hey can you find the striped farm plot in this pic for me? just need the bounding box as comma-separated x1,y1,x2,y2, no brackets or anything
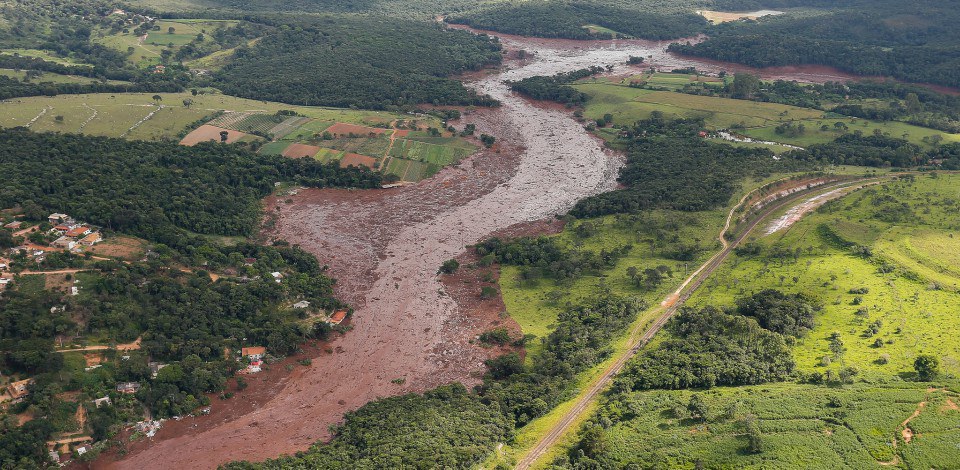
389,139,473,166
268,117,312,139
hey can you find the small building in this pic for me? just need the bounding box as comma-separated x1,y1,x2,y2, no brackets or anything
65,226,92,238
48,450,60,464
76,445,92,456
293,300,311,309
243,257,257,266
92,396,112,408
80,232,102,246
149,362,168,378
52,236,77,250
48,213,70,224
7,378,33,400
4,221,22,230
53,224,72,233
241,347,266,361
116,382,140,394
271,272,283,283
329,310,348,326
153,65,166,74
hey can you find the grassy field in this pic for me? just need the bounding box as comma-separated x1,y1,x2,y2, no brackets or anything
0,92,412,141
591,382,960,468
690,173,960,378
94,19,238,66
574,82,960,149
0,68,129,85
0,49,94,67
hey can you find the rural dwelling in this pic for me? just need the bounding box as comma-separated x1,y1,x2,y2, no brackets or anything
65,226,92,238
92,396,112,408
4,221,22,230
7,378,34,400
271,272,283,283
53,224,72,233
48,213,69,224
293,300,311,309
329,310,348,325
52,236,76,250
75,445,92,456
149,362,168,378
48,450,60,464
243,257,257,266
0,278,10,291
80,232,102,246
241,347,266,361
135,420,162,437
116,382,141,394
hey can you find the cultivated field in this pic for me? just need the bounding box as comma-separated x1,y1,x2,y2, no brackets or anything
180,124,251,145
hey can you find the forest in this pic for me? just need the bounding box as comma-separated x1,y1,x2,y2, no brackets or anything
669,0,960,88
507,67,603,106
0,129,380,248
448,1,705,40
211,16,502,109
570,115,810,218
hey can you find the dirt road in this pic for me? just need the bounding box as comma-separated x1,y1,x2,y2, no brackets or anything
514,178,875,470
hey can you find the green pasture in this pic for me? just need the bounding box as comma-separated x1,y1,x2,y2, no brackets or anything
0,92,409,140
690,173,960,377
593,382,960,469
0,68,128,85
94,19,238,66
0,49,93,67
575,82,960,148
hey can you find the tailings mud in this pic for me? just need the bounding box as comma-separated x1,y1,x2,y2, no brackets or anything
101,29,936,470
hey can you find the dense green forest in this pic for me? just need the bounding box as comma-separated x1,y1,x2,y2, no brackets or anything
225,384,512,469
211,16,501,109
0,129,380,247
507,67,603,106
570,115,810,217
670,0,960,88
448,1,706,40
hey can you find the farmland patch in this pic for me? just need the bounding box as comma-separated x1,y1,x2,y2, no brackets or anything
180,124,250,145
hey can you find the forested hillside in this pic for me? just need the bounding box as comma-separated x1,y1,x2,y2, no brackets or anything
670,0,960,88
212,16,501,109
448,1,706,40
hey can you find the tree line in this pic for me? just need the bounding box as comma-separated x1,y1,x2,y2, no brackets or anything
0,128,381,250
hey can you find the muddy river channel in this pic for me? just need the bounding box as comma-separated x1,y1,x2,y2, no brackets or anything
103,33,888,470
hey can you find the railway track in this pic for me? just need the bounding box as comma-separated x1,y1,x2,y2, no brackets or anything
514,176,878,469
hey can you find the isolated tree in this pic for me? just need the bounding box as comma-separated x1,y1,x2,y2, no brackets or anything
687,394,709,422
730,73,760,99
219,130,229,142
828,332,845,363
914,354,940,381
152,95,162,102
168,26,175,34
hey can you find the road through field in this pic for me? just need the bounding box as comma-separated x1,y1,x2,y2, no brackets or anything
514,178,878,469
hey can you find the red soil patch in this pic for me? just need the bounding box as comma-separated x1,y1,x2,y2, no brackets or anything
325,122,389,137
393,129,411,138
179,125,248,146
339,153,377,169
281,143,321,159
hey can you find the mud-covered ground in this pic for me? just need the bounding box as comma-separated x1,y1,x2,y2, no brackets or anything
102,32,896,470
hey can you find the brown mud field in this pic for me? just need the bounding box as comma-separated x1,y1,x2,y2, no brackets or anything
99,27,938,470
451,23,959,93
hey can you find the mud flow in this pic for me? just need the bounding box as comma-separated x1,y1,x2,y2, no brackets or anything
102,33,888,470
